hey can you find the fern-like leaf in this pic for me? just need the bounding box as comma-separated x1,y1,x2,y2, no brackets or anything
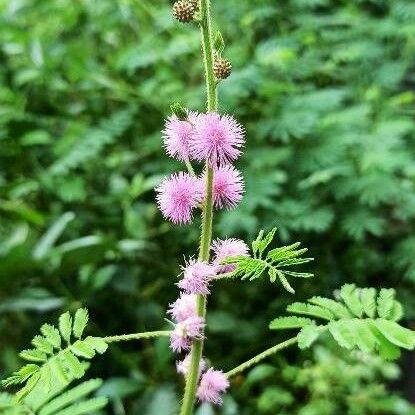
38,379,104,415
224,228,313,293
2,309,109,414
270,284,415,359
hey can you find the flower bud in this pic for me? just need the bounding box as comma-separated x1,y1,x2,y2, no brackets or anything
172,0,196,23
213,57,232,79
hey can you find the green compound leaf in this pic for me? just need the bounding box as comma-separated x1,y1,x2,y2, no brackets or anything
270,284,415,359
377,288,396,319
59,312,73,344
38,379,104,415
2,309,109,413
73,309,89,339
287,302,334,321
40,324,62,349
340,284,363,318
269,316,313,330
225,228,313,293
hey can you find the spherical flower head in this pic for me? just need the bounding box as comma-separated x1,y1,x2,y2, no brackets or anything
176,354,206,377
197,368,229,405
170,316,205,353
190,113,244,166
212,238,249,273
162,111,199,161
207,165,244,209
177,259,216,295
155,172,204,224
168,293,197,322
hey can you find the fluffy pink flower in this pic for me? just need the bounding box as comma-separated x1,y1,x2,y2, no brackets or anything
212,238,249,273
170,316,205,352
197,368,229,405
190,113,245,166
207,165,244,209
176,354,206,377
177,259,216,295
168,293,197,322
162,112,199,161
155,172,204,224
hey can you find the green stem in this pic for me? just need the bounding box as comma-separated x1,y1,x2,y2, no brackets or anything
184,158,196,176
226,337,298,378
180,0,217,414
103,331,171,343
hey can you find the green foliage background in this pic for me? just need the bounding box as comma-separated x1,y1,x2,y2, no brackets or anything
1,0,414,413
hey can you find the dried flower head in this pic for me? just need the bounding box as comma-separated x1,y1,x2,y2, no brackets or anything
212,238,249,273
197,368,229,405
190,113,245,166
155,172,204,224
177,259,216,295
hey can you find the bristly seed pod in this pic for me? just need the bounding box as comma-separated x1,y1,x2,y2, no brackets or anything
172,0,196,23
213,57,232,79
189,0,199,10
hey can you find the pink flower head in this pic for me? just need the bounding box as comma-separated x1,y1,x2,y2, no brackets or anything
207,165,244,209
168,293,197,322
197,368,229,405
177,259,216,295
170,316,205,352
155,172,204,224
212,238,249,273
162,111,199,161
176,354,206,377
190,113,245,166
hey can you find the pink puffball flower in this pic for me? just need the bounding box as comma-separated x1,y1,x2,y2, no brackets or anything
197,368,230,405
177,259,217,295
176,354,206,377
162,111,199,161
170,316,205,352
155,172,204,225
208,165,244,209
168,293,197,322
190,113,245,166
212,238,249,273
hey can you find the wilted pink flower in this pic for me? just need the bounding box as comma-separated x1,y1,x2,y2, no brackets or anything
155,172,204,224
197,368,229,405
206,165,244,209
212,238,249,273
162,112,199,161
176,353,206,377
170,316,205,352
190,113,244,166
177,259,216,295
168,293,197,322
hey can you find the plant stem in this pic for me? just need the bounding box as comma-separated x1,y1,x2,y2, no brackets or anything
103,331,171,343
180,0,217,413
226,337,298,378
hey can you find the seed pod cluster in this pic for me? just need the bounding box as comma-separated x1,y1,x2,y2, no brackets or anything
172,0,196,23
213,57,232,79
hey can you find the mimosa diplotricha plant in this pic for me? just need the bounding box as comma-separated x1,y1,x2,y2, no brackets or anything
1,1,414,414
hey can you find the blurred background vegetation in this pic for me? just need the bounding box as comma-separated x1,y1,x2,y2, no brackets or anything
1,0,415,413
